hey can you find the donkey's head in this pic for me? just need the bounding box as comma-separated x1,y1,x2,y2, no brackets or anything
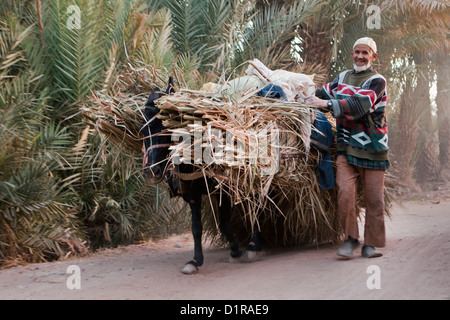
142,77,174,184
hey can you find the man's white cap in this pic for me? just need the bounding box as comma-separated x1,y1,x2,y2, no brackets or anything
353,37,377,54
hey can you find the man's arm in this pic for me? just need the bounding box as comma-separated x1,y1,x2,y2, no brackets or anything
305,76,340,109
305,95,329,108
307,76,386,119
331,77,386,120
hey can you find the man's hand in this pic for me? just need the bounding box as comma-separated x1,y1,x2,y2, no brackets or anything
305,96,329,108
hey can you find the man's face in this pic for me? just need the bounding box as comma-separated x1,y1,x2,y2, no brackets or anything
351,44,377,72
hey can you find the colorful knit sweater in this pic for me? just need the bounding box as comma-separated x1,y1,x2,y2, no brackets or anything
317,69,389,167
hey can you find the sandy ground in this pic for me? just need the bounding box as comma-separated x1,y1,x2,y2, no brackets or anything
0,198,449,301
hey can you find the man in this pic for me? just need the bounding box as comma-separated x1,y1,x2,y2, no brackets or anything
306,37,388,258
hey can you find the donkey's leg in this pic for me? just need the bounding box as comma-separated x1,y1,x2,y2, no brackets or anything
217,194,242,262
243,223,263,262
181,195,204,275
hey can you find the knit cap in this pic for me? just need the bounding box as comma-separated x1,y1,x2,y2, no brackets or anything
353,37,377,54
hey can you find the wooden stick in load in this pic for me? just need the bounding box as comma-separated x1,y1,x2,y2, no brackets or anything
248,61,271,83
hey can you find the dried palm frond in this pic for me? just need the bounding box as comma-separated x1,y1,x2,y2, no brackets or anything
152,89,342,246
82,91,146,154
81,63,171,155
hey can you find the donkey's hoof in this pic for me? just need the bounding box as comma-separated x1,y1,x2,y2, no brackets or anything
228,249,243,263
181,263,198,275
243,250,263,262
228,255,241,264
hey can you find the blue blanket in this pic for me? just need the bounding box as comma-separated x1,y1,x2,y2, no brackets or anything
257,84,287,101
258,85,335,190
310,111,335,190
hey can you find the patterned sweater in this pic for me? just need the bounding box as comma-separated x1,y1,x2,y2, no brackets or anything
317,69,389,169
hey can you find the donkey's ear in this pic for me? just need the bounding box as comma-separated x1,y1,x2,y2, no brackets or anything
145,87,164,107
166,77,175,95
144,104,159,117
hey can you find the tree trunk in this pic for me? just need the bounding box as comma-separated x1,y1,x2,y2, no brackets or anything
436,47,450,169
412,51,439,182
296,21,331,87
394,80,419,183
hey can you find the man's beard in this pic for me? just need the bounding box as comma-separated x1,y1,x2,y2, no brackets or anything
353,61,371,72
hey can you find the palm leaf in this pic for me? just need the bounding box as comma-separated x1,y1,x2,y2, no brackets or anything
234,0,322,70
42,0,105,110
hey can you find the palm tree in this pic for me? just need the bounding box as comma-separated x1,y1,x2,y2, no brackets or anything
383,2,450,184
146,0,323,85
0,0,184,265
299,0,449,185
435,44,450,169
234,0,322,69
0,14,86,265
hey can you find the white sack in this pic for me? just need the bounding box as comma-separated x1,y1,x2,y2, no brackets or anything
246,59,316,102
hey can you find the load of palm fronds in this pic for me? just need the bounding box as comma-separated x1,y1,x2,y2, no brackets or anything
82,68,342,246
152,88,341,246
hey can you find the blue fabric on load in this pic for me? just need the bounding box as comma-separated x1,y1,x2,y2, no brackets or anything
311,111,335,190
257,84,288,101
257,85,335,189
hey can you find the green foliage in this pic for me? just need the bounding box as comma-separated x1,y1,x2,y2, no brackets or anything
0,15,84,265
0,0,184,266
149,0,322,82
235,0,321,69
72,136,189,248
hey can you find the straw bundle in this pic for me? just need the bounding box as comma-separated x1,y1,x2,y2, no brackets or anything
156,88,314,169
82,91,146,153
82,64,170,154
153,89,341,246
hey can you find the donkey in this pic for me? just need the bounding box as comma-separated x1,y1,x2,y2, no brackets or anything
142,78,261,274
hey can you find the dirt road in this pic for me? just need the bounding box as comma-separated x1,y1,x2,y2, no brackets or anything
0,200,449,300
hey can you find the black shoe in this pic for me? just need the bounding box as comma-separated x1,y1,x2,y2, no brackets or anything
362,245,383,258
337,238,360,258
